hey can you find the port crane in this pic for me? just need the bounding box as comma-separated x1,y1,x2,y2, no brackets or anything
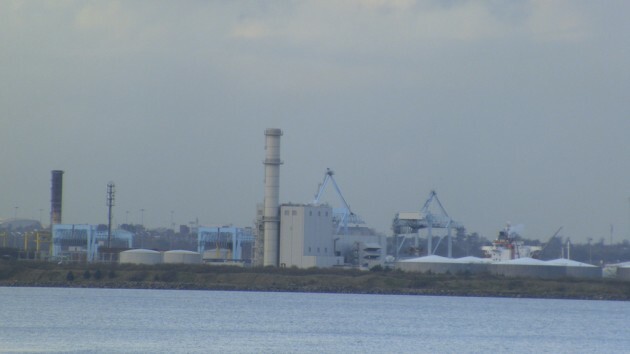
312,168,364,235
539,226,563,259
392,190,461,259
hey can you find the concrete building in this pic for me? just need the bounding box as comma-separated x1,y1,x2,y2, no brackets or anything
279,204,343,268
335,233,386,269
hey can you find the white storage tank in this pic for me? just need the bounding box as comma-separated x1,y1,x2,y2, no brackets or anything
163,250,202,264
119,249,162,265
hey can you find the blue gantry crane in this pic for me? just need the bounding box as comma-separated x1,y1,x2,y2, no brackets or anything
392,190,461,259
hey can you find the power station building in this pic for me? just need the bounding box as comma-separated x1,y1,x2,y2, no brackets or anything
279,204,343,268
256,128,385,269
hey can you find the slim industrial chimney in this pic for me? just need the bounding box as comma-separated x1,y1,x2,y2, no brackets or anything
263,128,282,267
50,170,64,226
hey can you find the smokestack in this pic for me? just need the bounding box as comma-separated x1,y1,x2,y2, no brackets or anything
50,170,64,226
263,128,282,267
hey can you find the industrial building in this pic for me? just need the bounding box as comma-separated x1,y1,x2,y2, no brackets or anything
335,232,385,269
395,256,602,279
52,224,133,262
255,129,385,269
279,204,343,268
52,223,255,264
396,255,491,275
197,226,254,263
603,261,630,280
256,202,383,269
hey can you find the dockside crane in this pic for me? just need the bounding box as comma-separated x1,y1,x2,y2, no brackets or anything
392,190,461,259
539,226,563,259
313,168,364,235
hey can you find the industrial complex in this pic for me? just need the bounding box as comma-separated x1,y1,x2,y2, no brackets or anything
1,128,629,282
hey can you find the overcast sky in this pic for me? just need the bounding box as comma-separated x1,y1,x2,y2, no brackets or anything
1,1,629,243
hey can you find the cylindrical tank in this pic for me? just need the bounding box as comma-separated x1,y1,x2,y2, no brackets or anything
263,128,282,267
119,249,162,265
163,250,202,264
50,170,64,226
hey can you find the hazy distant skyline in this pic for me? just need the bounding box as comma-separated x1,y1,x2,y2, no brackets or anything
1,1,629,243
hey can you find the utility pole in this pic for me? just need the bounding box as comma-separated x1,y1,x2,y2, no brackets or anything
139,209,145,249
107,182,115,248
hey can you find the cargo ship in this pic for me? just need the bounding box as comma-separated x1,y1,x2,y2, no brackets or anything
482,224,542,261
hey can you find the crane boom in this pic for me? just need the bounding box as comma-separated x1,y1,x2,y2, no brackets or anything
312,168,364,233
540,226,563,254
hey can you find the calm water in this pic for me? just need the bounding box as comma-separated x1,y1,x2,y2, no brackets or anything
0,287,628,353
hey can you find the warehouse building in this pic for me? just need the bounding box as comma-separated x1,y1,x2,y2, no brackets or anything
396,256,602,279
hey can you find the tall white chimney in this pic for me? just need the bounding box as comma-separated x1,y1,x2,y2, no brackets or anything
263,128,282,266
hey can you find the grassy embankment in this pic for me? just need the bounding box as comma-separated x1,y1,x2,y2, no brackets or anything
1,260,629,300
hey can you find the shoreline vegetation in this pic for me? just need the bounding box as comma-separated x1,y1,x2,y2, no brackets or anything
1,261,629,301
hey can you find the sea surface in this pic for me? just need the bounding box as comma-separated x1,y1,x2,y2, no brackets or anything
0,287,628,353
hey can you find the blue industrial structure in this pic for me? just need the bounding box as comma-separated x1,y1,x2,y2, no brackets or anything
197,226,254,261
52,224,133,262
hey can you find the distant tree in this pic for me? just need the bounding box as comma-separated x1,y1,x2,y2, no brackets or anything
370,264,384,272
120,224,136,232
94,269,102,280
83,270,91,279
108,269,116,279
66,271,74,281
